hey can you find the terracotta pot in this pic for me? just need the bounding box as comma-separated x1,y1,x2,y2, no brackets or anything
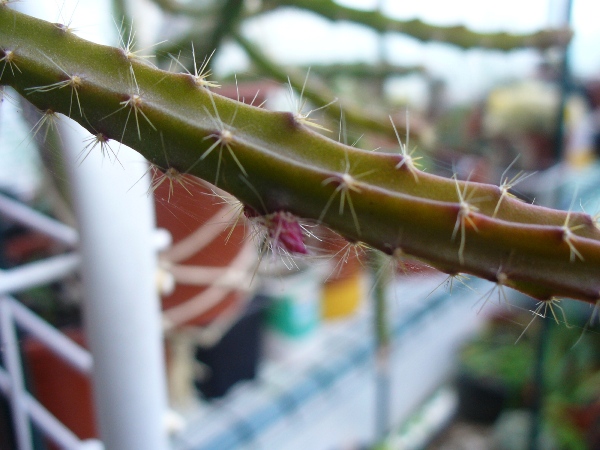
566,402,600,435
22,329,97,445
154,177,251,327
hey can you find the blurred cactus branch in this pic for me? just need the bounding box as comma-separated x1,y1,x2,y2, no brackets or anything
205,0,245,63
220,62,428,85
3,7,600,305
153,0,245,69
149,0,220,16
300,62,426,81
234,32,416,140
260,0,572,51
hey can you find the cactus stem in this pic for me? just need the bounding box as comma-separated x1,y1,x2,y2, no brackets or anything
3,7,600,304
121,92,155,139
53,20,75,34
578,200,600,232
390,114,421,183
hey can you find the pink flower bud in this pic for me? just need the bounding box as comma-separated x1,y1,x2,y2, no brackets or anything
270,212,308,255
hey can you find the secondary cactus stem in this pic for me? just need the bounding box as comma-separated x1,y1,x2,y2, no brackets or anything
2,7,600,305
260,0,572,51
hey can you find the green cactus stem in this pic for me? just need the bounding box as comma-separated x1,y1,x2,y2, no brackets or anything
219,62,425,85
234,32,411,139
1,7,599,305
260,0,572,51
299,62,426,81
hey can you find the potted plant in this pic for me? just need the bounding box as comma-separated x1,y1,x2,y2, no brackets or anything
456,312,535,423
456,307,600,448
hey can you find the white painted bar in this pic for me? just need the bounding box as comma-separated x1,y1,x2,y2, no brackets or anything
0,193,79,246
0,253,81,295
0,366,102,450
0,296,33,450
63,122,170,450
7,296,93,373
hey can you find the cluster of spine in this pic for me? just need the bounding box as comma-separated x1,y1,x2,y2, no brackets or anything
1,7,599,305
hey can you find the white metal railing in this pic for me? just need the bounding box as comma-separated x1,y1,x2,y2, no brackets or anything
4,2,172,447
0,192,103,449
0,253,81,296
0,295,102,450
0,187,176,449
0,194,78,246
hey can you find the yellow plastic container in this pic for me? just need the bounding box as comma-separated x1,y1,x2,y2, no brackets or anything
321,270,364,319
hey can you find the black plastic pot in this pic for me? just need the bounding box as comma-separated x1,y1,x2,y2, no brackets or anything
193,296,265,399
456,371,508,424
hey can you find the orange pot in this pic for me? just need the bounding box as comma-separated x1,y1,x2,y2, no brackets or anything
22,329,97,446
154,176,250,327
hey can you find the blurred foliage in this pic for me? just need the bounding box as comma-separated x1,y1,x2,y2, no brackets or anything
459,306,600,448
